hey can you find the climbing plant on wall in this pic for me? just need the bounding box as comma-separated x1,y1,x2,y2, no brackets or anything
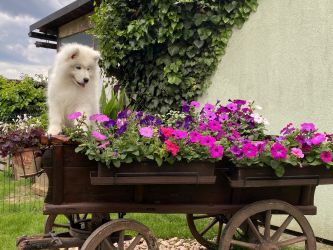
91,0,258,113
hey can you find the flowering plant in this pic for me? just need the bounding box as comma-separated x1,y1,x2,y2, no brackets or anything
65,99,267,168
0,115,44,157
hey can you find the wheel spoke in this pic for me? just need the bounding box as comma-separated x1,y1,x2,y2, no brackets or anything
118,230,124,250
277,236,307,247
264,210,272,240
230,239,258,249
216,221,223,244
127,234,143,250
271,215,293,242
247,218,264,243
103,237,117,250
200,218,218,236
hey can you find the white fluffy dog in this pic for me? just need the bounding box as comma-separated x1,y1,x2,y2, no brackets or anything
47,43,101,135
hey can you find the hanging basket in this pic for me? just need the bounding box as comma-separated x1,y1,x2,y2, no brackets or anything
12,147,43,180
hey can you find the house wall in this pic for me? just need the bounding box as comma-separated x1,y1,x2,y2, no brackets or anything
200,0,333,240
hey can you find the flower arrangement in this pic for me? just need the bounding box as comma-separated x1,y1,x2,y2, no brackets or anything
65,99,267,167
65,99,333,176
0,115,44,157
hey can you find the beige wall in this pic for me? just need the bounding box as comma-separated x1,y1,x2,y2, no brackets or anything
200,0,333,241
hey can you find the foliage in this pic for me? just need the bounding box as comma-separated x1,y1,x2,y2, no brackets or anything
100,82,130,120
0,115,45,157
90,0,258,113
65,99,266,167
0,75,47,121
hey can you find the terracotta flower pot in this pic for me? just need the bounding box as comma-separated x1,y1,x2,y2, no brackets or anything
12,147,42,180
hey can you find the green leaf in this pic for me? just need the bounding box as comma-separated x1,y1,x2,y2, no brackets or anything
193,40,204,49
168,45,180,56
112,160,121,168
155,157,163,167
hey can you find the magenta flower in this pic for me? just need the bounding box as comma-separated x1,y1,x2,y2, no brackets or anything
291,148,304,158
209,145,224,158
139,127,154,138
218,114,229,122
203,103,214,113
208,120,221,131
300,122,316,132
98,141,110,149
173,130,187,140
90,114,110,122
190,101,200,108
198,122,207,131
311,133,326,145
320,151,332,163
189,131,202,143
271,142,288,159
230,145,243,157
67,111,82,120
242,143,258,158
92,131,107,141
205,112,216,121
199,135,216,147
227,102,238,112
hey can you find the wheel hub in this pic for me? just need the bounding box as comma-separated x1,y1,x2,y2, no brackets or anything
256,242,279,250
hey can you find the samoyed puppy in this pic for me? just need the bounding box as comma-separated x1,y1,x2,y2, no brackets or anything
47,43,101,135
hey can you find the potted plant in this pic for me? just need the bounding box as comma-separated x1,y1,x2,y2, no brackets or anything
0,115,45,179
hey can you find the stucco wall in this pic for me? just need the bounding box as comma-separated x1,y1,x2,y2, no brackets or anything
200,0,333,240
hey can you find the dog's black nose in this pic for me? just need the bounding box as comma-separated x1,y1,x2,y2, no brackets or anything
83,78,89,83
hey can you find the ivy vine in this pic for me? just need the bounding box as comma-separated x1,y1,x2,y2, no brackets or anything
91,0,258,113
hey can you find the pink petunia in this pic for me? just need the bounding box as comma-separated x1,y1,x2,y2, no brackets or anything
291,148,304,158
203,103,215,113
311,133,326,145
208,120,221,131
270,142,288,159
209,145,224,158
98,141,110,149
173,130,187,140
67,112,82,120
300,122,316,132
90,114,110,122
199,135,216,147
139,127,154,138
190,101,200,108
227,102,238,112
92,131,107,141
320,151,332,163
165,140,180,156
189,131,202,143
218,114,229,122
242,143,258,158
205,112,216,121
160,127,174,138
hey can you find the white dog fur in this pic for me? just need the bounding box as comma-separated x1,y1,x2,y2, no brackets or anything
47,43,101,135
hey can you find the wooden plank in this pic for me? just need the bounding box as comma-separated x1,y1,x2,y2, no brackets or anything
43,202,317,215
52,145,64,204
90,172,216,185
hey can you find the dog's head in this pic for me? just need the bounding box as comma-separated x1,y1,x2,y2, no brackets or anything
58,43,100,88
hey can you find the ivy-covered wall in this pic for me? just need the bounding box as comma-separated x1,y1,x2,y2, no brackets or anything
91,0,258,113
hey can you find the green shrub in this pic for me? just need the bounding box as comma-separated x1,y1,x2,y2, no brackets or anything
0,75,46,121
91,0,258,113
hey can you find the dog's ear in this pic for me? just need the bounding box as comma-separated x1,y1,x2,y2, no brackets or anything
69,48,79,60
93,51,101,62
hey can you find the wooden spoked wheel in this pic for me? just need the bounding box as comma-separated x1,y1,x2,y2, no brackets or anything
44,214,89,234
187,214,229,249
219,200,316,250
81,219,159,250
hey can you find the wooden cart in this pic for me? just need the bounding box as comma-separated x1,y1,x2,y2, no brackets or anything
17,137,333,250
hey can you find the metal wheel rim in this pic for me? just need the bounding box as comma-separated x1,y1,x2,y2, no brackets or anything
81,219,159,250
219,199,316,250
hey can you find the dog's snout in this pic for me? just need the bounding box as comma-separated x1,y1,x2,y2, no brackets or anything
83,78,89,83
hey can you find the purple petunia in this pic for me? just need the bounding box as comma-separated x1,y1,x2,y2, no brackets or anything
92,131,107,141
116,124,127,135
226,102,238,112
270,142,288,159
311,133,326,145
190,101,200,108
182,102,191,113
104,119,116,128
300,122,316,132
230,145,243,157
67,111,82,120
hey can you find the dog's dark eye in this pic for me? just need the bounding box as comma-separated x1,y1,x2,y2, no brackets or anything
76,65,81,70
